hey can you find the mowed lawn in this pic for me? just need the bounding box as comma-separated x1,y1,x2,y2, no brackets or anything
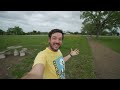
0,35,96,79
94,36,120,54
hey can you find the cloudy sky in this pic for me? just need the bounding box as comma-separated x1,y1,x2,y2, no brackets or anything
0,11,83,33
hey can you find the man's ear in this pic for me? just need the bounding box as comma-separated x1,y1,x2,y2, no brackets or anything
48,38,51,43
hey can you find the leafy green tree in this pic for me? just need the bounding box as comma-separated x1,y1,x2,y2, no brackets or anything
7,28,14,35
80,11,120,38
109,28,118,35
7,26,24,35
37,31,41,34
0,29,5,35
13,26,24,35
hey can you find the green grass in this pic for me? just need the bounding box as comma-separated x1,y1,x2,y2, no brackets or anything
10,49,39,78
0,35,48,51
94,36,120,54
0,35,96,79
62,35,96,79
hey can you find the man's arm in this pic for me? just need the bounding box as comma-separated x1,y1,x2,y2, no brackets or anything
64,48,79,62
21,63,44,79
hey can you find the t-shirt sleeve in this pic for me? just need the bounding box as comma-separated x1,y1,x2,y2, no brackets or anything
32,52,46,67
59,50,63,56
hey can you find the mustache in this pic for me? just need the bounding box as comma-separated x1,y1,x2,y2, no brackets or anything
53,43,60,45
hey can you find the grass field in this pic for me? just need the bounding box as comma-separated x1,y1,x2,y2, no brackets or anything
0,35,96,79
94,36,120,54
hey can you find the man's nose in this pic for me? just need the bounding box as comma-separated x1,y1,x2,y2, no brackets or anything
55,39,60,43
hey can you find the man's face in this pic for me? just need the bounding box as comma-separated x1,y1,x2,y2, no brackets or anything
49,32,63,52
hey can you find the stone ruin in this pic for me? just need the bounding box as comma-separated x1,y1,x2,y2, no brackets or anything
0,46,28,59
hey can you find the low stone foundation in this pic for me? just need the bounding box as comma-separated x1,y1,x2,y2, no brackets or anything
0,46,28,59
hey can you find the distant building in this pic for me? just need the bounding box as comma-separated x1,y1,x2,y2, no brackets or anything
65,32,71,34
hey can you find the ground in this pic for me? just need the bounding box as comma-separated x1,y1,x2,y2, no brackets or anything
0,37,120,79
0,54,24,79
87,36,120,79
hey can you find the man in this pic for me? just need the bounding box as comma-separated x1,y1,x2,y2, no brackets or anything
21,29,79,79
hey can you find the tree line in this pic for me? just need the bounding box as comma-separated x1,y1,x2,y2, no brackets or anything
0,26,48,35
0,26,80,35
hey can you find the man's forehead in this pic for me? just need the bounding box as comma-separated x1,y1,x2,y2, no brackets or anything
52,33,62,37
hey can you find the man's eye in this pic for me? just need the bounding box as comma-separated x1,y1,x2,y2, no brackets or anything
52,37,56,40
59,39,62,41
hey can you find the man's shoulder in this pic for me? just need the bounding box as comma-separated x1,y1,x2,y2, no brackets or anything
38,48,49,55
58,49,62,53
58,49,63,56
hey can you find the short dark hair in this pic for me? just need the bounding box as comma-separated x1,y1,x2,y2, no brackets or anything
48,29,64,40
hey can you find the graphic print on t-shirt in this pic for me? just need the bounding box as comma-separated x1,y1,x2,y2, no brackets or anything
53,56,65,79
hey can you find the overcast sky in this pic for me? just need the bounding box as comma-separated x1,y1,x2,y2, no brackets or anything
0,11,83,33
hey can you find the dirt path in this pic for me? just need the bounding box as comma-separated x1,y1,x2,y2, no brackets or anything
87,37,120,79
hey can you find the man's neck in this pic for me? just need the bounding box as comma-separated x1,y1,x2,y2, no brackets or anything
48,46,58,52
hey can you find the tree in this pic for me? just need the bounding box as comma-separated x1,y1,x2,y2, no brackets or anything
117,32,119,36
80,11,120,38
0,29,5,35
7,26,24,35
74,32,79,35
109,28,118,36
7,28,14,35
81,23,96,35
37,31,41,34
13,26,24,35
33,30,37,35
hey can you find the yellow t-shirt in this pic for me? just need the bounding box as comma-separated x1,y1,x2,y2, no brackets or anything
33,47,65,79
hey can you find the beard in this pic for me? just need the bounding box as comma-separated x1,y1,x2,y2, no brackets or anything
49,42,61,52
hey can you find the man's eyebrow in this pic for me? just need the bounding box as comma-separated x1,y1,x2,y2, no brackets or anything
52,36,56,38
52,35,62,39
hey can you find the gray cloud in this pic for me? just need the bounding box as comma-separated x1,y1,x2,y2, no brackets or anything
0,11,82,33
